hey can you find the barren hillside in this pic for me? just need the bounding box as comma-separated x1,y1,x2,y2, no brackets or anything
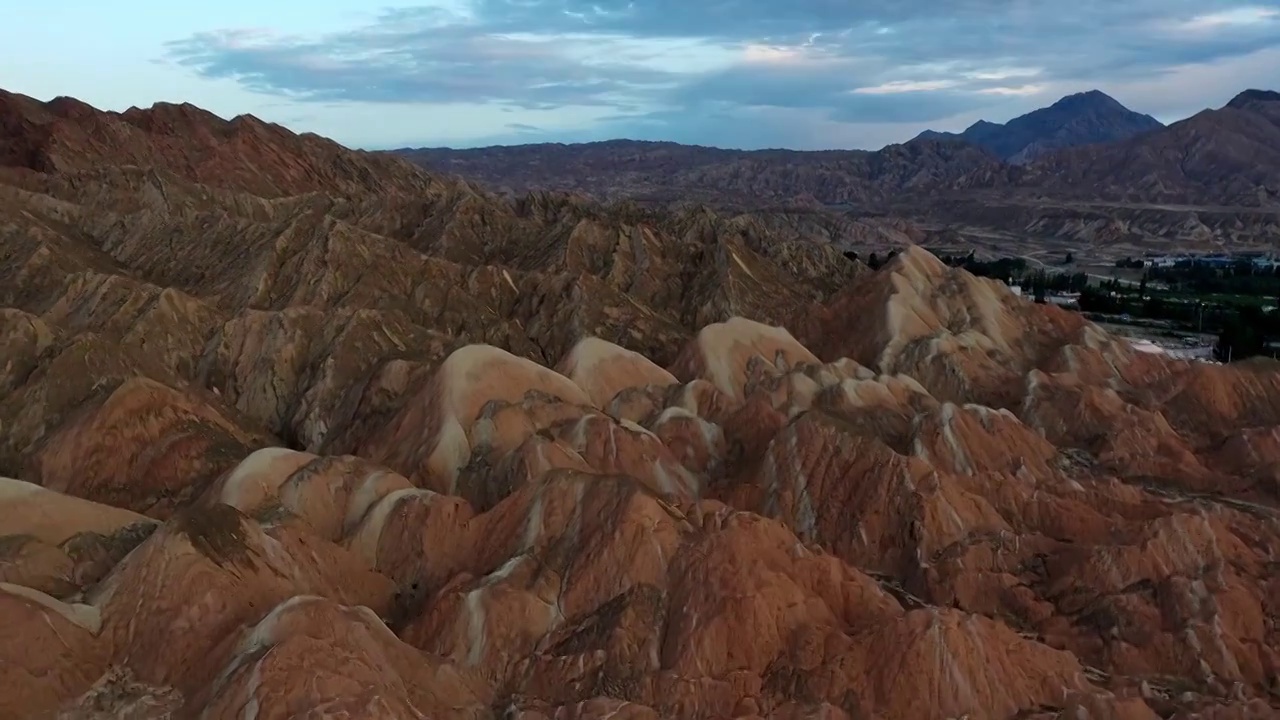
2,89,1279,720
398,90,1280,252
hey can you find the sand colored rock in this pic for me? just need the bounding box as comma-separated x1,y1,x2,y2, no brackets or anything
0,477,154,544
82,503,396,701
195,596,488,719
557,336,679,409
203,448,418,544
555,412,701,500
27,376,261,517
363,344,593,490
805,245,1102,410
670,317,820,403
0,583,108,718
0,478,157,597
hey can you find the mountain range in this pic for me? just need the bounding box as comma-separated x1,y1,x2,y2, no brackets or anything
396,88,1280,257
914,89,1164,164
2,86,1280,719
1021,89,1280,206
399,88,1280,210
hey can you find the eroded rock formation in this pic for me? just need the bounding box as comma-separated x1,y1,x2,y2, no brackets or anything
2,89,1279,719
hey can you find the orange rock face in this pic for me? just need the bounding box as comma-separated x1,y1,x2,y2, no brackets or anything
1,89,1279,719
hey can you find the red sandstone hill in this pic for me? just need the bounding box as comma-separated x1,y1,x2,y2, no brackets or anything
2,89,1280,719
0,89,444,198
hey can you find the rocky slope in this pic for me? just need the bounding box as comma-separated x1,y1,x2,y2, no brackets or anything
397,138,1006,208
1021,90,1280,206
916,90,1164,164
400,91,1280,210
398,90,1280,250
3,88,1280,720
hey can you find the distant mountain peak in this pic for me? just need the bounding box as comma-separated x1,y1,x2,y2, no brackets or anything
915,90,1162,163
1226,89,1280,109
1051,89,1124,111
1060,89,1108,100
965,119,1001,132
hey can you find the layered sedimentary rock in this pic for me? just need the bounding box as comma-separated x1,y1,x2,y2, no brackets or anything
2,89,1279,719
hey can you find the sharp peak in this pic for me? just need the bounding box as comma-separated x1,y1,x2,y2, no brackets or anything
954,118,1002,135
883,244,946,273
0,90,91,120
1049,89,1123,108
130,100,224,119
1063,89,1111,99
119,102,289,138
148,100,204,109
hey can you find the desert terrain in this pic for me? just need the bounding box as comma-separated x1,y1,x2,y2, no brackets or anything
2,89,1280,720
400,90,1280,266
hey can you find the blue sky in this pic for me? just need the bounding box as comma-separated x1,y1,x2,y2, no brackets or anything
2,1,1278,150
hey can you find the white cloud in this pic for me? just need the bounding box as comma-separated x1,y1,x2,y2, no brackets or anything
852,79,960,95
976,84,1046,96
738,43,837,66
964,67,1043,81
1087,45,1280,120
1167,7,1279,33
139,0,1280,148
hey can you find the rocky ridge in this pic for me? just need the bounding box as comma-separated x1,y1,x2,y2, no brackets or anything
397,138,1006,209
916,90,1164,164
399,90,1280,252
401,90,1280,209
2,89,1280,720
1020,90,1280,206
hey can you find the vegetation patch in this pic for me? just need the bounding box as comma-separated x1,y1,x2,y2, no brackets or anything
171,503,258,570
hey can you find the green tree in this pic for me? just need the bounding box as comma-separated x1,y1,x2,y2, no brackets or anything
1216,306,1268,362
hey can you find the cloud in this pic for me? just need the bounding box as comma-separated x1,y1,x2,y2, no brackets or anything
167,25,680,109
976,85,1047,97
1087,45,1280,120
853,80,962,95
164,0,1280,149
1168,6,1279,32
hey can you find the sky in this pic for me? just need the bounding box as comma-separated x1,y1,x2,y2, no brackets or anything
2,1,1278,151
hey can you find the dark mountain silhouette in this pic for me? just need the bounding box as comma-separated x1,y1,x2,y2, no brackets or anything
397,89,1280,210
1022,88,1280,205
398,137,1005,208
1226,88,1280,109
916,90,1164,163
